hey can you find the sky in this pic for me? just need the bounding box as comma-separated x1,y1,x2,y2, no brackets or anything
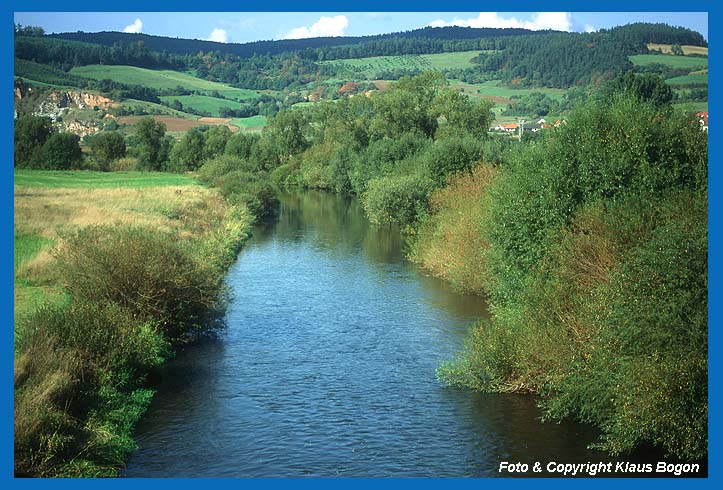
13,12,708,44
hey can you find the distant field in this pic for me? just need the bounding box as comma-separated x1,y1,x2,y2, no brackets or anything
665,73,708,86
451,80,567,102
159,94,249,117
673,101,708,112
629,54,708,70
321,51,489,77
120,99,197,119
14,170,196,188
117,115,238,133
647,43,708,56
231,115,267,131
69,65,261,100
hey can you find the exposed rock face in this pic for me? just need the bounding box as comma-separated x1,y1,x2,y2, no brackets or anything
46,91,113,110
15,83,115,137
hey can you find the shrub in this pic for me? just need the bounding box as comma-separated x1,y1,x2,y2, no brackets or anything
15,301,169,477
362,173,434,226
215,171,279,220
89,131,126,163
54,226,224,340
410,164,497,294
14,116,53,168
197,154,248,186
37,133,83,170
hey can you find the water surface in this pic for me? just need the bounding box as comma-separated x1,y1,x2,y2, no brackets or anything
125,191,627,477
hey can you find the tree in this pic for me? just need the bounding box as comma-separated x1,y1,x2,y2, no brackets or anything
134,117,166,170
607,71,673,107
167,128,206,172
90,131,126,163
39,133,82,170
14,116,53,168
204,126,232,159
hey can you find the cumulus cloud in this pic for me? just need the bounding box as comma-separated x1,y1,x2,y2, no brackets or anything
428,12,572,32
284,15,348,39
123,18,143,34
584,24,597,33
208,28,229,43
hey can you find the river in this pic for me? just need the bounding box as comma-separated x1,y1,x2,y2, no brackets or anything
124,191,627,477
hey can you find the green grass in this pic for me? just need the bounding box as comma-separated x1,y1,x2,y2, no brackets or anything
120,99,198,119
451,80,567,101
321,51,490,77
159,94,252,117
665,73,708,86
231,115,267,130
14,170,197,189
15,233,55,272
673,101,708,112
629,54,708,70
69,65,261,100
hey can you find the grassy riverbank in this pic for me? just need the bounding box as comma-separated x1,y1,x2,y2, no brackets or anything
14,170,252,477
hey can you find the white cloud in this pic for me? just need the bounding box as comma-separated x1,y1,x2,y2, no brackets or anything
584,24,597,33
284,15,349,39
123,18,143,34
208,28,229,43
428,12,572,32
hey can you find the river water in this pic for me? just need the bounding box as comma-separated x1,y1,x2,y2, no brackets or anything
123,191,629,477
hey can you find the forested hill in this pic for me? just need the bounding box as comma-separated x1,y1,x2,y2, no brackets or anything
49,26,553,58
47,23,706,60
16,22,708,90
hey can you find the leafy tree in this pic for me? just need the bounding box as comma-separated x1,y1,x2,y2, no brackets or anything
14,116,53,168
607,71,673,107
134,117,166,170
38,133,82,170
204,126,232,159
167,128,206,172
89,131,126,163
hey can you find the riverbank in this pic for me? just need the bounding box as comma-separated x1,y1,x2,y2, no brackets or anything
14,170,252,477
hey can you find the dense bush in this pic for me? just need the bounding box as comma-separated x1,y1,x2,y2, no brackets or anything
436,94,708,460
54,226,225,340
14,116,53,167
88,131,126,163
215,171,279,220
15,301,169,476
362,173,434,226
37,133,83,170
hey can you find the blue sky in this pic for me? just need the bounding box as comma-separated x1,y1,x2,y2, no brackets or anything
13,12,708,44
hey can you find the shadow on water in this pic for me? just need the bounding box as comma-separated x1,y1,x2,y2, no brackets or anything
124,190,704,478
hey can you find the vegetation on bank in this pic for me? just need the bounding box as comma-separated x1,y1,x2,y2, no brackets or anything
14,173,252,477
179,70,706,460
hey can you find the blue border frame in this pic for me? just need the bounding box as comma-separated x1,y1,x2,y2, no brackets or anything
2,1,717,486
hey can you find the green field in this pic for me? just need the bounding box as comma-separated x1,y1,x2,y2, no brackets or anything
120,98,197,119
159,94,250,117
231,115,267,130
665,73,708,86
69,65,261,100
322,51,490,77
14,233,55,272
673,101,708,112
451,80,567,101
629,54,708,70
14,170,197,188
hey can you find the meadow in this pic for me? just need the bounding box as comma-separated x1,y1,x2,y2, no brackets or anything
69,65,262,100
321,51,490,77
646,43,708,56
159,94,249,117
665,73,709,86
628,54,708,70
13,171,234,325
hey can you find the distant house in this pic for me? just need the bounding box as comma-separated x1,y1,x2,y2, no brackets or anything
523,123,542,132
501,123,518,133
696,112,708,132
